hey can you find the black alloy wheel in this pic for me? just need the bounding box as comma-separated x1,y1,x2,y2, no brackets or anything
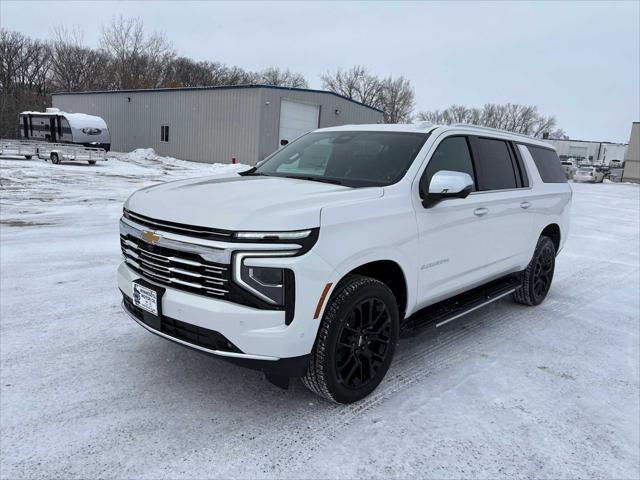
302,275,399,403
335,298,393,389
532,244,554,300
513,235,556,306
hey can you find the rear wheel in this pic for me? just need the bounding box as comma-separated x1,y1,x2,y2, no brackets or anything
88,160,96,165
24,155,32,160
51,153,60,165
513,236,556,306
302,275,399,404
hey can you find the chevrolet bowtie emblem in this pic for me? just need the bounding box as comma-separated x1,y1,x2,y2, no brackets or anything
142,230,161,244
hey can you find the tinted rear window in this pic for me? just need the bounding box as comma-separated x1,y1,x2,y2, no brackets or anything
526,146,567,183
473,138,518,191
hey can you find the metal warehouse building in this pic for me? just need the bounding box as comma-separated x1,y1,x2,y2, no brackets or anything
52,85,383,164
543,137,628,165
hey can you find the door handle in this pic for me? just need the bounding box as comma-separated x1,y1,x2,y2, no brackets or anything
473,207,489,217
520,201,531,210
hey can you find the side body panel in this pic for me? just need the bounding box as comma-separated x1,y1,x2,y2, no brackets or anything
517,144,572,254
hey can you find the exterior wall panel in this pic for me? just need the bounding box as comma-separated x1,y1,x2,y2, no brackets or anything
257,88,383,161
53,86,383,165
622,123,640,183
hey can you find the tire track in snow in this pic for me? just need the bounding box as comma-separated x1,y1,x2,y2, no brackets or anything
186,259,635,479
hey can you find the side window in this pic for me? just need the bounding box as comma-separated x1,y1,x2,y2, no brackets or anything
160,125,169,143
526,145,567,183
423,136,476,192
472,138,518,191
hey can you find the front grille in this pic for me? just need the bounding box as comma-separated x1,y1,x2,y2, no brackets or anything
123,294,241,353
120,233,230,299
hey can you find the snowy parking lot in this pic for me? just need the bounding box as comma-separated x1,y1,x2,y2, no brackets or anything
1,151,638,479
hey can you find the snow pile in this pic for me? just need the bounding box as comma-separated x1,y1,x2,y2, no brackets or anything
115,148,249,175
0,148,249,229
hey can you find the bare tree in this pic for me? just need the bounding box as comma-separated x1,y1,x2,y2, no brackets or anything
49,26,111,92
100,15,175,89
0,29,51,137
321,66,417,123
379,76,415,123
417,103,567,138
259,67,308,88
321,66,384,110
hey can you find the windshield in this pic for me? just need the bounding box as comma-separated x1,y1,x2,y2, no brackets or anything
252,131,429,187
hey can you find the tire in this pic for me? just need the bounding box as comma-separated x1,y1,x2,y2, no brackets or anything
88,160,96,165
513,236,556,306
302,275,399,404
51,153,60,165
24,155,32,160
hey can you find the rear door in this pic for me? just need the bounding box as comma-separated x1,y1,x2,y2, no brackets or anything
278,99,320,148
467,136,533,277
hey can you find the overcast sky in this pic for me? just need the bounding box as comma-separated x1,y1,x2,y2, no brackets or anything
2,1,638,142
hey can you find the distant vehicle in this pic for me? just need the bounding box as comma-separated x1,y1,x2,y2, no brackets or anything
574,166,605,183
19,108,110,151
609,159,623,169
561,160,577,179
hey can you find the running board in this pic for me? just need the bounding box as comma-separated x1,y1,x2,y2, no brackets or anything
400,275,522,337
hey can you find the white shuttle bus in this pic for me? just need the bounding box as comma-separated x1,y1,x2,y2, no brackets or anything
19,108,111,151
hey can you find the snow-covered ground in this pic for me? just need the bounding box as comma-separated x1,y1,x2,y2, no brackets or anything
1,151,638,479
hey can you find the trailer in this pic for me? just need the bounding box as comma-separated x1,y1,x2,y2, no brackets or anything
19,108,110,151
0,139,107,165
0,139,38,159
36,142,107,165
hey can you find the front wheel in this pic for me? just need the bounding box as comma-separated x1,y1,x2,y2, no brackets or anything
302,275,399,404
88,160,96,165
51,153,60,165
513,236,556,306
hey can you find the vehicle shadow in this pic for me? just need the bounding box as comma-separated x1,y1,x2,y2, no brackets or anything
123,298,521,416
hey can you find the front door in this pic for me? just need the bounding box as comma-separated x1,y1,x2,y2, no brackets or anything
49,116,57,143
413,135,494,308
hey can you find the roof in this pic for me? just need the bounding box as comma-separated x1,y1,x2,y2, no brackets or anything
545,137,628,146
21,111,107,130
317,122,554,148
51,84,385,114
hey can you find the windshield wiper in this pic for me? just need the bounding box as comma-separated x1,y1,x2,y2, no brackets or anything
239,167,270,177
282,175,343,185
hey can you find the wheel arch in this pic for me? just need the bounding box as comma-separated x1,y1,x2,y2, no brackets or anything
341,259,409,319
540,223,561,253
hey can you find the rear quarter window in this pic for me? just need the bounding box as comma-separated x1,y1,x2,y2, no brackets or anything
526,145,567,183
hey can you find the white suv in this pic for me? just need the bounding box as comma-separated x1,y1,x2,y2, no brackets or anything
118,123,571,403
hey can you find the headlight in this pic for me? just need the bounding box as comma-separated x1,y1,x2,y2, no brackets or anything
233,251,295,305
234,230,312,240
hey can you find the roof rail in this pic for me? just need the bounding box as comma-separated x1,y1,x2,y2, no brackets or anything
451,123,539,140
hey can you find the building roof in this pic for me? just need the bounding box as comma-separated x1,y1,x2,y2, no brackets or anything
545,137,628,146
51,84,385,114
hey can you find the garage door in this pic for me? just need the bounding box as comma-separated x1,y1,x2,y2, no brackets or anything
278,99,320,148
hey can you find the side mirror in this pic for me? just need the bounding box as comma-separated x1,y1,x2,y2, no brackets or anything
280,139,289,146
421,170,474,208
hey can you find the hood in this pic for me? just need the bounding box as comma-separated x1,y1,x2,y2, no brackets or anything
125,174,383,231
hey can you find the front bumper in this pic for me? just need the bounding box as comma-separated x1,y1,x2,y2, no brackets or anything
120,293,310,376
118,242,338,362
